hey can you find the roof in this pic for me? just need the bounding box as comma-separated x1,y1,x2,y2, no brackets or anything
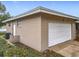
2,6,79,23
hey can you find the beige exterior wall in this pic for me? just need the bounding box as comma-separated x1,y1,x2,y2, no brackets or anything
5,13,76,52
16,15,42,51
6,14,42,51
6,22,13,34
41,13,76,51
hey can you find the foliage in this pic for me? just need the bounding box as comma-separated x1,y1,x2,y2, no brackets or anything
0,12,11,21
0,2,11,27
0,2,6,13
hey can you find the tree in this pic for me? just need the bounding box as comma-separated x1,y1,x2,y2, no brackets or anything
0,2,11,27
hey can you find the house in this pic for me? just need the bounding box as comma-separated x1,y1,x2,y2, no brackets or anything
2,6,79,52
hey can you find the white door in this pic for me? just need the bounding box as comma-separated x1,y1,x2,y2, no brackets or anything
48,23,71,47
13,24,16,36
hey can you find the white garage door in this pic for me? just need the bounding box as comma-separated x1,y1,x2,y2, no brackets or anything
48,23,71,47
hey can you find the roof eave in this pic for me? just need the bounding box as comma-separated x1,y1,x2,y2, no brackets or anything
2,7,79,23
2,9,41,23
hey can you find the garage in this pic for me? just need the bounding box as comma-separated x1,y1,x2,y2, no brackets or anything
3,6,77,52
48,23,71,47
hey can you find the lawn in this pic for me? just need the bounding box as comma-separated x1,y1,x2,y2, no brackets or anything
14,42,64,57
0,34,63,57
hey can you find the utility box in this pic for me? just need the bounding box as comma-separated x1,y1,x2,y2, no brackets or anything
5,33,11,39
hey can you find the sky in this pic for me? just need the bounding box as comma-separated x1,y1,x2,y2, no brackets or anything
1,1,79,17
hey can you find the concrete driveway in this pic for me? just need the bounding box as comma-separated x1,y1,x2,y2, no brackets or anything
49,40,79,57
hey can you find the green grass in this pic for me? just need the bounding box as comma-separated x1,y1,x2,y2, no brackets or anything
0,34,63,57
0,36,14,56
14,42,42,57
14,42,64,57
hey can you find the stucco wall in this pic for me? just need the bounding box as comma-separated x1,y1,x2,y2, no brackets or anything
5,13,76,52
6,14,42,51
16,15,42,51
6,22,13,34
41,13,76,51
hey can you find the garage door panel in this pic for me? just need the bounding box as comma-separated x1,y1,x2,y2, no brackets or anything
48,23,71,47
